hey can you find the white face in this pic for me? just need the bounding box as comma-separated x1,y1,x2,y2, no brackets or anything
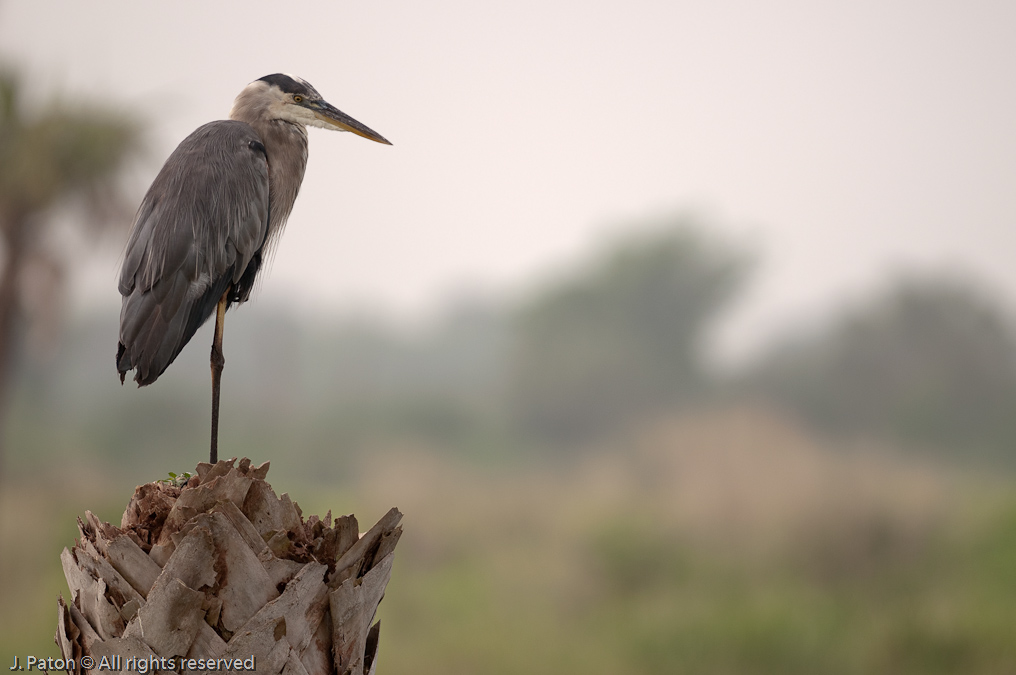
229,75,390,144
273,90,321,127
230,77,342,131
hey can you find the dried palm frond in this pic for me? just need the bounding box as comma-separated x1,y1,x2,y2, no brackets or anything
55,457,401,675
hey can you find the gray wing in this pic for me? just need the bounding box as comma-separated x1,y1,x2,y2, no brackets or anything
117,120,270,386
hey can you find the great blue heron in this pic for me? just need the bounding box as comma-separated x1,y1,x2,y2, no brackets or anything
117,74,390,462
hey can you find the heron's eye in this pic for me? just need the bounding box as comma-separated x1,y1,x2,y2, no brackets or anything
293,95,304,103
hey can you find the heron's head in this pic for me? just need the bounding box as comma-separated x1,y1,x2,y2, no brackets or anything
230,73,391,145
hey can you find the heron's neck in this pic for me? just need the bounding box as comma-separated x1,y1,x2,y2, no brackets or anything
253,119,309,250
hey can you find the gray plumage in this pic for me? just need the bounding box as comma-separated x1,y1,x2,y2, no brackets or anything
117,73,390,386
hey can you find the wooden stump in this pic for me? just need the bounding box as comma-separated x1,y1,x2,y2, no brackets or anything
55,457,401,675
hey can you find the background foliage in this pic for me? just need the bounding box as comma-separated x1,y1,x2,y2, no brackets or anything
4,63,1016,674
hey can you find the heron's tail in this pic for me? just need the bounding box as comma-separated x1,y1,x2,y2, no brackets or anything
117,272,233,386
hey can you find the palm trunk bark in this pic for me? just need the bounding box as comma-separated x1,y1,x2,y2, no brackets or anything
55,457,401,675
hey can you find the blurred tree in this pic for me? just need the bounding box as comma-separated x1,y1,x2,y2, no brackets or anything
507,218,751,443
748,275,1016,458
0,67,141,476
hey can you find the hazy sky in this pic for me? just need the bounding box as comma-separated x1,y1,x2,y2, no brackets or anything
1,1,1014,361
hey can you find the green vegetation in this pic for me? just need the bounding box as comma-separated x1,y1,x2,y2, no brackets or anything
4,61,1016,672
746,274,1016,460
6,410,1016,673
508,223,750,442
0,66,141,477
